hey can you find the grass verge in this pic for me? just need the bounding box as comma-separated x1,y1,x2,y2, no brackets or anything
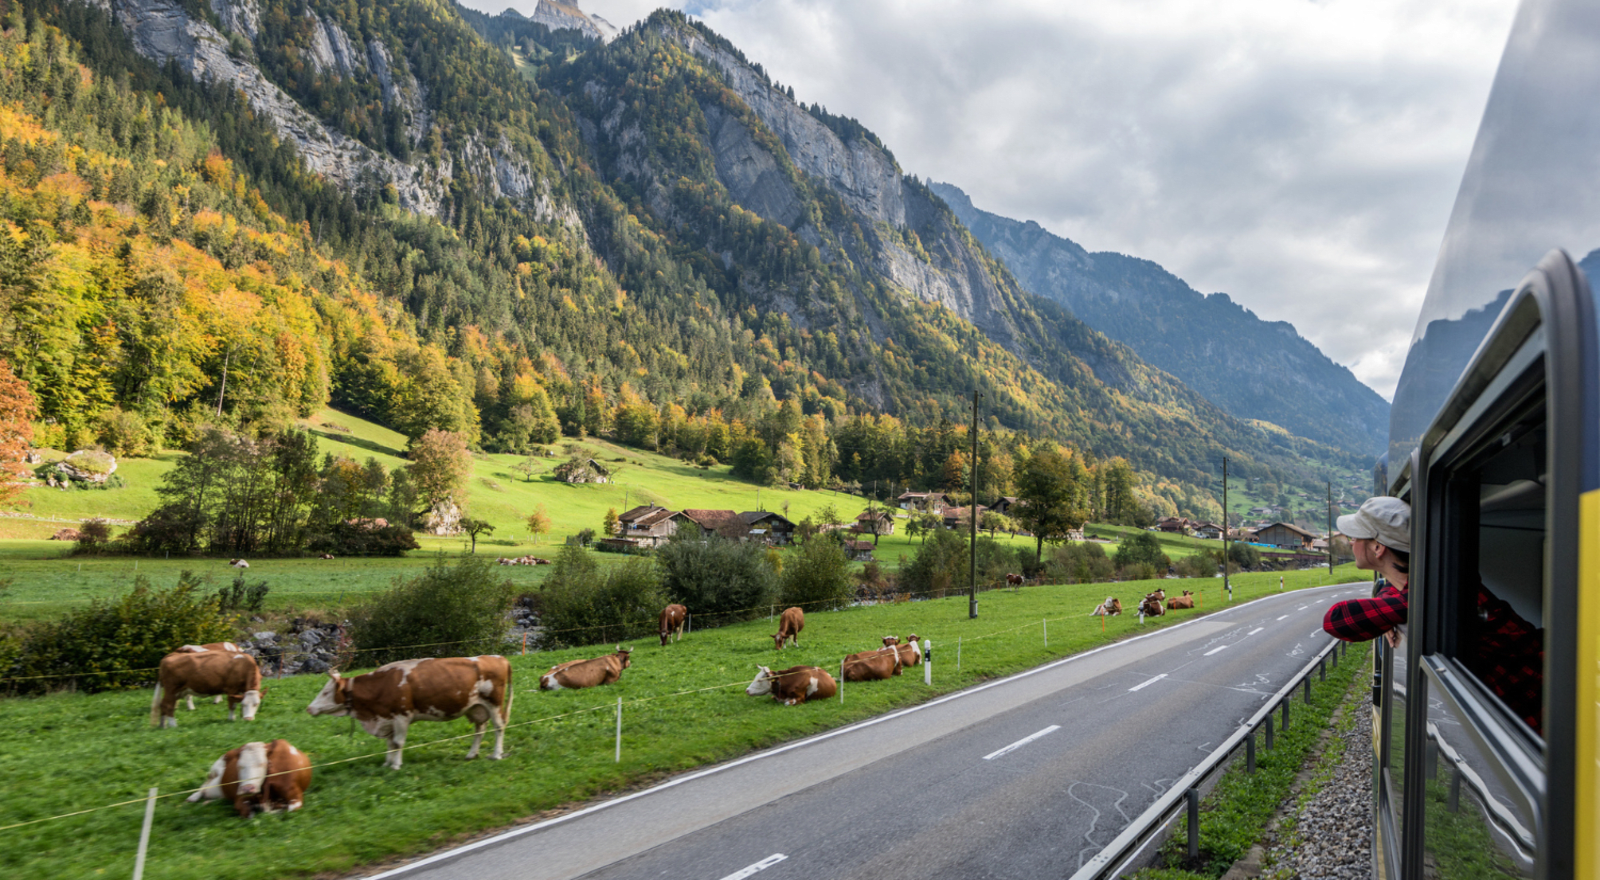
0,569,1362,880
1130,638,1373,879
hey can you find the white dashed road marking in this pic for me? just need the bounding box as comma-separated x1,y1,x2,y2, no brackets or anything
1248,627,1264,636
1276,615,1290,621
1204,645,1228,656
984,726,1061,761
719,854,788,879
1129,674,1168,692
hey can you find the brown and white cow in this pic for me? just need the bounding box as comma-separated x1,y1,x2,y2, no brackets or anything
1091,597,1123,616
773,607,804,650
1167,590,1196,610
229,558,249,569
659,604,687,646
1004,573,1025,586
185,739,312,818
745,665,838,705
305,656,511,770
151,646,262,727
173,642,242,710
1138,591,1166,617
539,646,631,690
881,634,923,667
843,646,902,681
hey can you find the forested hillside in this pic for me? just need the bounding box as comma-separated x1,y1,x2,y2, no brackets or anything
932,182,1391,457
0,0,1363,519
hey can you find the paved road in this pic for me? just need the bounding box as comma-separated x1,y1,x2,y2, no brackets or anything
368,584,1366,880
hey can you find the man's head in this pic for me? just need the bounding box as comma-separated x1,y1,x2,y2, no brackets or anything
1339,496,1411,574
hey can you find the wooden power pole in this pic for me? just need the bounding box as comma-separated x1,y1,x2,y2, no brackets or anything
970,389,980,619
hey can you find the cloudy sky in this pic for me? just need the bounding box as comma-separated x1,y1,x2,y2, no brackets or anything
467,0,1522,399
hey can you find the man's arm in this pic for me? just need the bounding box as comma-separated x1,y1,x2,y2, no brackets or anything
1323,585,1408,642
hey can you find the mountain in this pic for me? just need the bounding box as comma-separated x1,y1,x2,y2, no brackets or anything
10,0,1364,519
931,182,1391,457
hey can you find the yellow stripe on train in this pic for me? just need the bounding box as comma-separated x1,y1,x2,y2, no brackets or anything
1576,488,1600,880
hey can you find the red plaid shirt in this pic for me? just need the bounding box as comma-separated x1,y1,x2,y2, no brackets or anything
1322,583,1544,735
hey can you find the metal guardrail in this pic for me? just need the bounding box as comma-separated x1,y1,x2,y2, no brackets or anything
1068,636,1348,880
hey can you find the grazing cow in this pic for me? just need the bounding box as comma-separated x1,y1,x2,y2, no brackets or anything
881,634,923,667
1005,573,1025,586
1167,590,1196,610
774,607,804,650
1091,597,1123,616
1139,591,1166,617
745,665,838,705
319,553,335,560
539,646,632,690
306,656,511,770
659,604,687,646
185,739,312,818
174,642,241,709
229,558,250,569
150,647,262,728
843,646,902,681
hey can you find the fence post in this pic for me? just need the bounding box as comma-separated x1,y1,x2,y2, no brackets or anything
923,640,932,686
839,659,845,704
1246,732,1256,772
132,786,157,880
1043,618,1048,648
957,637,961,671
615,697,622,763
1186,787,1200,859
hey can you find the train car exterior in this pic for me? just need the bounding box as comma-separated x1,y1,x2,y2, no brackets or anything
1377,1,1600,879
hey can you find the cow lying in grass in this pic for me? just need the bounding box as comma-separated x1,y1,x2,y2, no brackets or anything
1167,590,1196,610
186,739,312,818
305,656,511,770
539,646,632,690
746,665,837,705
1091,597,1123,616
1138,591,1166,617
151,645,262,727
843,646,902,681
881,634,923,667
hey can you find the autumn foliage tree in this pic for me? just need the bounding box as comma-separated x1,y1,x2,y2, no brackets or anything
0,358,36,508
406,429,473,510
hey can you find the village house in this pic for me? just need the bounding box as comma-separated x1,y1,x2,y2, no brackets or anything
673,509,796,545
897,491,951,513
854,509,895,536
1155,516,1191,535
844,540,876,562
1190,521,1225,540
941,504,987,530
1250,521,1318,551
613,504,678,548
989,496,1020,517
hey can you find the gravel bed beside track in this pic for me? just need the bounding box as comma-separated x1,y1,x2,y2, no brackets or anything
1261,676,1375,879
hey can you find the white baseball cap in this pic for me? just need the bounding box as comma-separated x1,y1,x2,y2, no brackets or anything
1337,496,1411,553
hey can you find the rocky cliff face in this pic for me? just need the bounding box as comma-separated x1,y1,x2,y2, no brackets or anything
85,0,572,226
527,0,618,44
932,181,1392,456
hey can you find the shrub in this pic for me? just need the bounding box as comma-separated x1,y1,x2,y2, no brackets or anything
95,407,152,457
1224,542,1261,572
216,574,270,615
306,522,420,557
656,534,776,621
1047,541,1115,584
5,572,237,694
898,529,1014,596
74,518,112,554
778,538,853,611
1113,531,1169,571
537,546,665,648
349,558,513,667
1119,562,1160,582
1174,552,1218,579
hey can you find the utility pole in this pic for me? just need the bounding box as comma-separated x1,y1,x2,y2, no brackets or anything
970,389,980,619
1327,480,1334,575
1223,457,1232,601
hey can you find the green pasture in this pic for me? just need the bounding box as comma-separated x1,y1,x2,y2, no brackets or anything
0,565,1363,880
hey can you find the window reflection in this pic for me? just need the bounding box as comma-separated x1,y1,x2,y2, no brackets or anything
1420,692,1536,878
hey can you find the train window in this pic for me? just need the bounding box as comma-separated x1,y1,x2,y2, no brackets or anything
1438,402,1547,738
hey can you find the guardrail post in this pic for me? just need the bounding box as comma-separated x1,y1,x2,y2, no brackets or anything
1424,741,1438,781
1246,731,1256,772
1186,788,1200,859
1265,715,1275,750
1303,677,1312,704
1282,698,1291,730
1448,768,1462,813
1319,656,1326,681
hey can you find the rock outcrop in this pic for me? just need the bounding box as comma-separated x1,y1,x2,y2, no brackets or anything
527,0,618,43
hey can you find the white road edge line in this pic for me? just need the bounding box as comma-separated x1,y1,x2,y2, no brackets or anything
1204,646,1228,656
358,582,1365,879
1248,627,1264,636
1129,673,1169,691
984,725,1061,761
719,853,788,880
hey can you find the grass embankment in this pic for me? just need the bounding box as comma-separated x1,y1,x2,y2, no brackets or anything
0,566,1362,880
1132,638,1373,879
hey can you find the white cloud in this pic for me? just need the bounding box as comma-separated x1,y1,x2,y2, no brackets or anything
465,0,1521,399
